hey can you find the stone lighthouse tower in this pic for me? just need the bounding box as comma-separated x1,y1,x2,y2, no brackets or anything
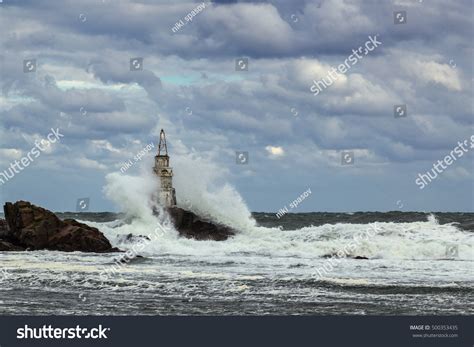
153,129,177,207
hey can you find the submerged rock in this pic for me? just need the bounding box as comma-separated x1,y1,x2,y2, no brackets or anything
321,253,370,260
2,201,118,253
117,233,151,244
167,206,235,241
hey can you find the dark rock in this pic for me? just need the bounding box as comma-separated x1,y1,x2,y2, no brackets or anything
321,253,369,260
2,201,117,253
166,206,235,241
0,219,9,238
116,254,145,264
0,219,21,250
118,233,151,244
321,254,335,258
0,239,25,251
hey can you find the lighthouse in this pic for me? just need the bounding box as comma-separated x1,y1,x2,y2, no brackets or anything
153,129,177,207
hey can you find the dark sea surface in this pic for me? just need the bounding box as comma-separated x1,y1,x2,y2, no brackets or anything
253,211,474,232
0,212,473,315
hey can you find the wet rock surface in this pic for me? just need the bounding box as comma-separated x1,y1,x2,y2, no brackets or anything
1,201,118,253
167,206,235,241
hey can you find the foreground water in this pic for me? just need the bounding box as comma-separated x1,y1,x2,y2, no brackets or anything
0,212,473,315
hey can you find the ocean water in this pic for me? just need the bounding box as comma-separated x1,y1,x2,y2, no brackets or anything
0,211,472,315
0,159,473,315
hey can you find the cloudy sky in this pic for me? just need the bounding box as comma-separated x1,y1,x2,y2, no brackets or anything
0,0,472,212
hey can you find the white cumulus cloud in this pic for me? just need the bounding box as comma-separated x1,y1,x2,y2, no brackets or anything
265,145,285,158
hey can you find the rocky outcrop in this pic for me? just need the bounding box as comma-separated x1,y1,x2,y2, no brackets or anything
0,219,23,251
0,200,236,254
1,201,117,253
0,219,8,237
167,206,235,241
0,239,25,251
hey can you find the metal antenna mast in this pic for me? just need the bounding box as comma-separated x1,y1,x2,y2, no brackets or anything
158,129,168,156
